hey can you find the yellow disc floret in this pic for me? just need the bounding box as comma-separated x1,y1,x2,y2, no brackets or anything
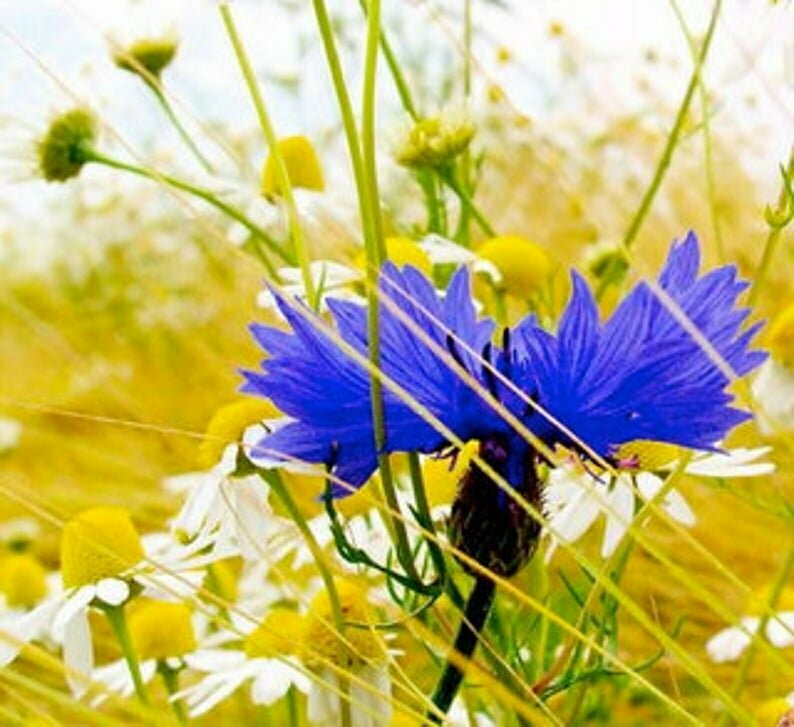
477,235,551,296
354,236,432,277
394,114,475,170
302,579,382,669
244,608,305,659
612,440,680,471
422,441,479,509
766,303,794,368
261,136,325,196
61,507,144,589
0,553,47,608
128,600,196,660
199,398,281,469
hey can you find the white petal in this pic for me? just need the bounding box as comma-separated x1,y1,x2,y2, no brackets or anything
685,448,775,478
635,472,664,501
351,664,392,727
63,608,94,697
0,598,61,667
95,579,129,607
250,661,298,705
53,586,96,638
705,618,759,663
766,611,794,649
547,484,602,546
661,489,696,527
601,479,635,558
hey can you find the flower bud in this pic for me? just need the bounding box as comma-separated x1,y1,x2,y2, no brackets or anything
37,109,97,183
261,136,325,197
0,553,47,608
113,37,178,79
477,235,551,296
394,114,474,170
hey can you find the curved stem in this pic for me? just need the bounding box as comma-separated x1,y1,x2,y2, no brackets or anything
157,661,187,725
103,604,149,706
82,148,287,277
428,576,495,721
144,78,214,174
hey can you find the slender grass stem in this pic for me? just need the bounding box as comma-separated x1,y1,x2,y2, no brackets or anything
143,78,214,174
157,661,187,726
407,452,447,585
103,604,149,706
261,469,352,727
440,167,496,237
428,576,496,721
458,0,473,245
748,147,794,306
82,148,287,277
219,3,317,308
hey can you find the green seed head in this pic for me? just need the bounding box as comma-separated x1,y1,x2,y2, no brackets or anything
113,37,178,79
394,114,475,170
37,108,97,183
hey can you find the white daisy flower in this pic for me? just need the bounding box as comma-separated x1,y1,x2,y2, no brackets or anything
545,446,773,559
706,610,794,663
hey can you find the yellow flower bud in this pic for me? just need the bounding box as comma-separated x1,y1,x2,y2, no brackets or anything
766,303,794,368
244,608,305,659
422,441,479,509
113,37,178,78
477,235,551,296
128,600,196,660
199,398,281,470
61,507,144,588
302,579,381,668
37,109,97,183
611,440,680,471
395,115,474,170
261,136,325,197
0,553,47,608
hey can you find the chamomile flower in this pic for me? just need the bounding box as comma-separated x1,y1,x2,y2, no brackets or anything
706,583,794,663
476,234,552,297
242,232,765,576
394,112,475,170
545,446,774,559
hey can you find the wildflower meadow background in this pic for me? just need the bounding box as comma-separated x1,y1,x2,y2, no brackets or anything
0,1,792,725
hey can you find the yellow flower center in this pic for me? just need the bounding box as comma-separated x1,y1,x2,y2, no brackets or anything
0,553,47,608
302,579,382,669
199,398,281,469
766,303,794,367
612,440,680,471
355,236,432,276
422,441,479,509
477,235,551,296
244,608,305,659
61,507,145,589
261,136,325,196
128,600,196,660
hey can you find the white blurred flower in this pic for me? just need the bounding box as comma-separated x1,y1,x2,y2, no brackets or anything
0,416,21,454
753,359,794,435
256,260,363,312
706,611,794,663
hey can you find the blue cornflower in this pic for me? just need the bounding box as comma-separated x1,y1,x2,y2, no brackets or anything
241,232,764,573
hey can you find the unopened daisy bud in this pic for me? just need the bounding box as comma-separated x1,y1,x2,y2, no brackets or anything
61,507,144,588
612,440,679,471
128,600,196,660
766,303,794,367
261,136,325,197
449,439,542,577
0,553,47,608
199,399,280,469
584,240,629,282
355,236,432,276
302,579,381,668
37,108,97,183
394,114,474,170
113,36,178,79
245,608,305,659
477,235,551,296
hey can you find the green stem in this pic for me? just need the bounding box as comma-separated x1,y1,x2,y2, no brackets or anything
440,168,496,237
407,452,447,585
260,470,351,727
103,604,149,706
748,147,794,306
157,661,187,726
428,576,496,721
458,0,473,245
82,148,287,277
219,3,317,308
313,0,421,583
144,77,214,174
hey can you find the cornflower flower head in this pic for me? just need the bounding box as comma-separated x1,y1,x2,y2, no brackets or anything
242,232,765,577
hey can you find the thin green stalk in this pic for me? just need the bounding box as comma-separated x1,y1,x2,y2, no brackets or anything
286,685,300,727
458,0,473,245
440,167,496,237
428,576,496,721
103,604,150,706
261,470,352,727
143,77,214,174
407,452,447,585
81,148,288,276
313,0,421,582
157,661,188,726
219,3,317,308
722,543,794,719
748,147,794,306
